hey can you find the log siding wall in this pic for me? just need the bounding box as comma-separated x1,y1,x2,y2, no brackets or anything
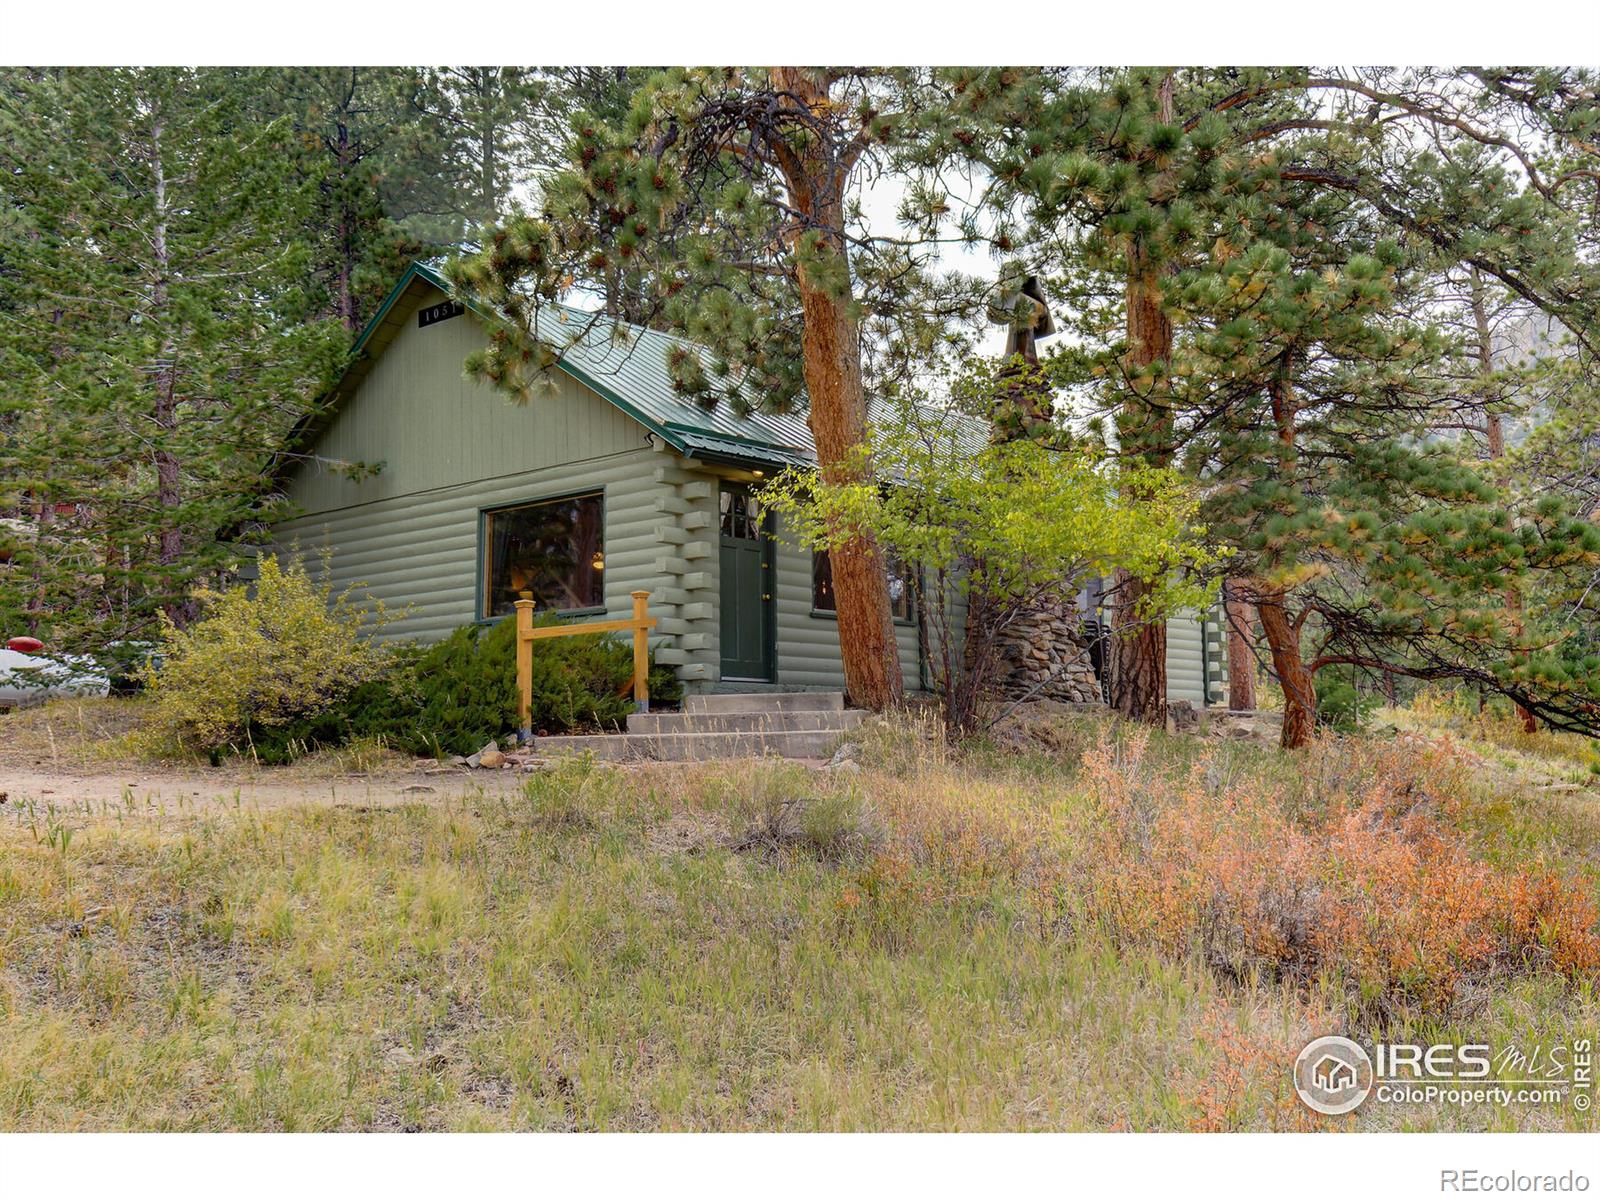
274,283,1216,701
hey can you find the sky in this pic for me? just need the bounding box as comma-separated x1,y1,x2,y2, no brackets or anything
854,159,1013,358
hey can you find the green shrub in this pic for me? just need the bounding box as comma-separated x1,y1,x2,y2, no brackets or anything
135,556,388,759
238,643,448,764
1315,669,1382,732
381,618,522,758
241,611,684,762
521,612,684,736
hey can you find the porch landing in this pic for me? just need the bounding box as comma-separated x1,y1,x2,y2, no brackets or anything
530,691,864,762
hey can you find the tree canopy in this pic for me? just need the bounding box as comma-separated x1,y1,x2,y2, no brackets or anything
3,65,1598,748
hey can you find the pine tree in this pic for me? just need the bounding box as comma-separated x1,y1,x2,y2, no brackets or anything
943,67,1281,724
1175,169,1600,746
249,67,439,330
409,68,554,242
1426,265,1579,730
529,68,661,323
948,66,1600,734
446,68,981,712
0,68,343,649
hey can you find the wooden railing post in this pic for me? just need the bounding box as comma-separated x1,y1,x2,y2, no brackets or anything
630,590,651,713
512,592,657,732
514,595,534,735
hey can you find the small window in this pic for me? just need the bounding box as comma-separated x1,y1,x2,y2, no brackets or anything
812,548,835,612
719,487,765,540
482,492,604,618
812,549,914,622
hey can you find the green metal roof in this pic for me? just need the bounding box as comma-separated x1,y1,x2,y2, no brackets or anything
279,261,984,479
516,288,820,466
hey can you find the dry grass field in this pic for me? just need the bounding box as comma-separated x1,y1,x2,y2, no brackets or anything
0,702,1596,1131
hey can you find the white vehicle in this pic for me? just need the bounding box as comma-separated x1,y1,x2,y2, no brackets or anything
0,637,111,710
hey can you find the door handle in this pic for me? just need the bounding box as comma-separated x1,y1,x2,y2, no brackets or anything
762,593,771,601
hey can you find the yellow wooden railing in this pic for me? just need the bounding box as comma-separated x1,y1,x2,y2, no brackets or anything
513,589,657,728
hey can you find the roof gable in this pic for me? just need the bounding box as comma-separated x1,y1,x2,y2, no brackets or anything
280,261,986,480
284,262,814,473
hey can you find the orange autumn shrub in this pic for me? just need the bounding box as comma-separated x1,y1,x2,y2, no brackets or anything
1499,871,1600,975
1318,802,1502,1018
1081,729,1600,1022
1185,1008,1331,1132
1086,739,1326,985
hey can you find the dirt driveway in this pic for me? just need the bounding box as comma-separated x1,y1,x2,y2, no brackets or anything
0,760,533,826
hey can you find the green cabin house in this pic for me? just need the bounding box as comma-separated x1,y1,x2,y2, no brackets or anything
271,263,1225,703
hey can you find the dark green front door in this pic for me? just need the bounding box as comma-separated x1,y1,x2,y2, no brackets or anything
719,483,774,681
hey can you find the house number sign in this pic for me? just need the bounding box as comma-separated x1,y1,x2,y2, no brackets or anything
418,300,464,328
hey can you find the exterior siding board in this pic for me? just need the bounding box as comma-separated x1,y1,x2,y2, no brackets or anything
283,287,645,518
1165,612,1212,706
275,275,1221,704
275,449,670,644
275,287,675,645
769,513,920,692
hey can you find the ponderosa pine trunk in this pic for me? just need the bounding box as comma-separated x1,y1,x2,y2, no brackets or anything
1112,244,1173,726
1255,361,1317,747
1223,580,1257,710
335,113,358,330
1111,72,1176,727
770,67,902,712
1256,587,1316,748
479,79,498,231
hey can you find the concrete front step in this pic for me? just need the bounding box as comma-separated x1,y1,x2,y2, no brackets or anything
530,728,848,762
627,709,865,735
685,690,844,715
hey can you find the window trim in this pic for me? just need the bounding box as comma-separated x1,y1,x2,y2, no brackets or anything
475,487,607,623
809,548,918,627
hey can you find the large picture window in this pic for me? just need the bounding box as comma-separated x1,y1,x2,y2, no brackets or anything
812,549,914,622
482,492,604,618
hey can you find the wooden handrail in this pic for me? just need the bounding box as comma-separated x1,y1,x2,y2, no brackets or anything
514,589,657,730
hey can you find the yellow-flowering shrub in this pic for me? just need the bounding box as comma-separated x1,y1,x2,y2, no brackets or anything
135,556,388,757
